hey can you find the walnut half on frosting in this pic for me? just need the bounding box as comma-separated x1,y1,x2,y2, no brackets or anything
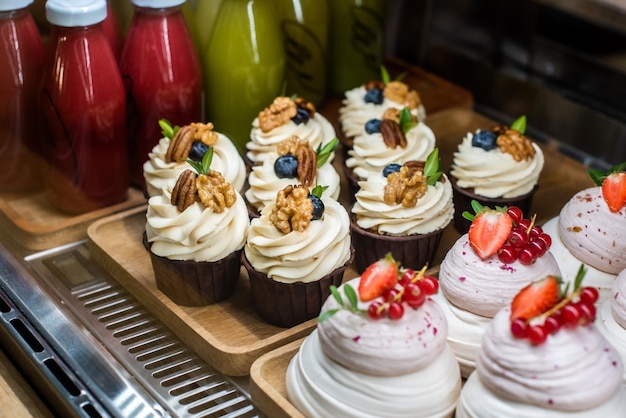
384,164,428,208
270,185,313,234
492,126,536,162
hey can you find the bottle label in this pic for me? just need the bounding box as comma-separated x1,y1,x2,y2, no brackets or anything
280,19,326,97
350,5,384,72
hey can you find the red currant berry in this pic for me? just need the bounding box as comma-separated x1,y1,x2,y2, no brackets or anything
367,302,385,320
529,225,543,239
418,276,439,295
528,239,547,257
536,233,552,250
498,245,518,264
508,227,529,248
507,206,524,224
577,301,596,325
403,283,425,308
510,318,528,338
401,269,415,284
528,324,548,345
382,288,400,302
561,304,581,327
580,287,599,305
387,302,405,320
518,245,538,265
544,315,561,334
517,218,532,231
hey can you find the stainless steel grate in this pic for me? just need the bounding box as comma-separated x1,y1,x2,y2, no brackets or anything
25,242,262,418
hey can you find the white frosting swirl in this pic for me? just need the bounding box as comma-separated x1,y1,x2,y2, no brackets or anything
145,188,249,262
339,86,426,139
345,122,436,181
286,330,461,418
475,308,624,412
558,186,626,274
244,198,351,283
351,173,454,235
318,277,450,376
439,234,561,317
543,217,617,304
450,131,544,198
143,134,246,197
244,152,341,212
246,113,336,164
457,368,626,418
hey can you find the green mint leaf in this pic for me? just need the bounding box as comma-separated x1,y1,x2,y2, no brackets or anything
424,148,442,186
398,108,417,134
311,184,328,198
330,285,344,307
381,65,390,85
159,119,179,140
202,147,213,174
317,308,339,323
609,162,626,174
511,115,527,134
588,169,605,186
395,71,407,82
316,138,339,168
344,284,359,310
573,264,587,291
186,159,203,174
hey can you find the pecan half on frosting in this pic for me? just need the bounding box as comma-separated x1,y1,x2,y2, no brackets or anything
380,119,408,149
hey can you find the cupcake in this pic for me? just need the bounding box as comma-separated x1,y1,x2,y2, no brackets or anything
144,149,249,306
433,203,561,377
542,164,626,304
243,184,353,328
344,107,436,196
597,268,626,385
339,67,426,149
245,136,340,215
351,149,453,273
143,120,246,197
245,96,336,166
450,116,544,233
456,273,626,417
286,257,462,417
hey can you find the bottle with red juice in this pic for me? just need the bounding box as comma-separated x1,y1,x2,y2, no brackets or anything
40,0,128,214
120,0,203,188
0,0,45,192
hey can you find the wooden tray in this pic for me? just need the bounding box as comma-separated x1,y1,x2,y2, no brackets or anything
87,205,361,376
0,188,145,251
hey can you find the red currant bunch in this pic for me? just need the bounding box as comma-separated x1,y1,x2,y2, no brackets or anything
497,206,552,265
366,267,439,320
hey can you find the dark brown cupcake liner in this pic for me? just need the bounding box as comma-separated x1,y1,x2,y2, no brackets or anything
242,247,355,328
449,174,538,234
143,232,242,307
350,219,444,274
342,164,360,205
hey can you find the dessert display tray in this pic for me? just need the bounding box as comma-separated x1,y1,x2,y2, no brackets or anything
87,205,361,377
0,188,145,251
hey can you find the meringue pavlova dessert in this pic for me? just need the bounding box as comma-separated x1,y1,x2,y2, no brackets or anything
286,255,461,418
145,149,249,306
457,268,626,417
344,107,436,194
450,115,544,233
542,163,626,303
597,268,626,385
243,184,353,327
143,120,246,197
246,96,336,165
433,202,561,377
339,66,426,147
351,148,453,273
245,136,340,215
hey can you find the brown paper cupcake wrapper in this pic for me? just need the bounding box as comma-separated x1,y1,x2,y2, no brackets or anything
450,175,538,234
242,247,355,328
350,220,444,274
143,233,242,307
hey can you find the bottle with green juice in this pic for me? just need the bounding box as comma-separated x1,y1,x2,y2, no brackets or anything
327,0,386,94
204,0,285,153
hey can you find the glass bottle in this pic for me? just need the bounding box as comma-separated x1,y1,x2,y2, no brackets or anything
102,0,123,60
120,0,203,187
182,0,222,53
327,0,386,93
276,0,328,106
0,0,45,192
41,0,128,214
204,0,285,153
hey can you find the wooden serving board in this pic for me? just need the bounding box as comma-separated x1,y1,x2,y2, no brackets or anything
0,188,145,251
87,205,361,377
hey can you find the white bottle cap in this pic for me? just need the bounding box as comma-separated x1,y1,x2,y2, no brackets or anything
131,0,185,8
0,0,34,11
46,0,107,26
